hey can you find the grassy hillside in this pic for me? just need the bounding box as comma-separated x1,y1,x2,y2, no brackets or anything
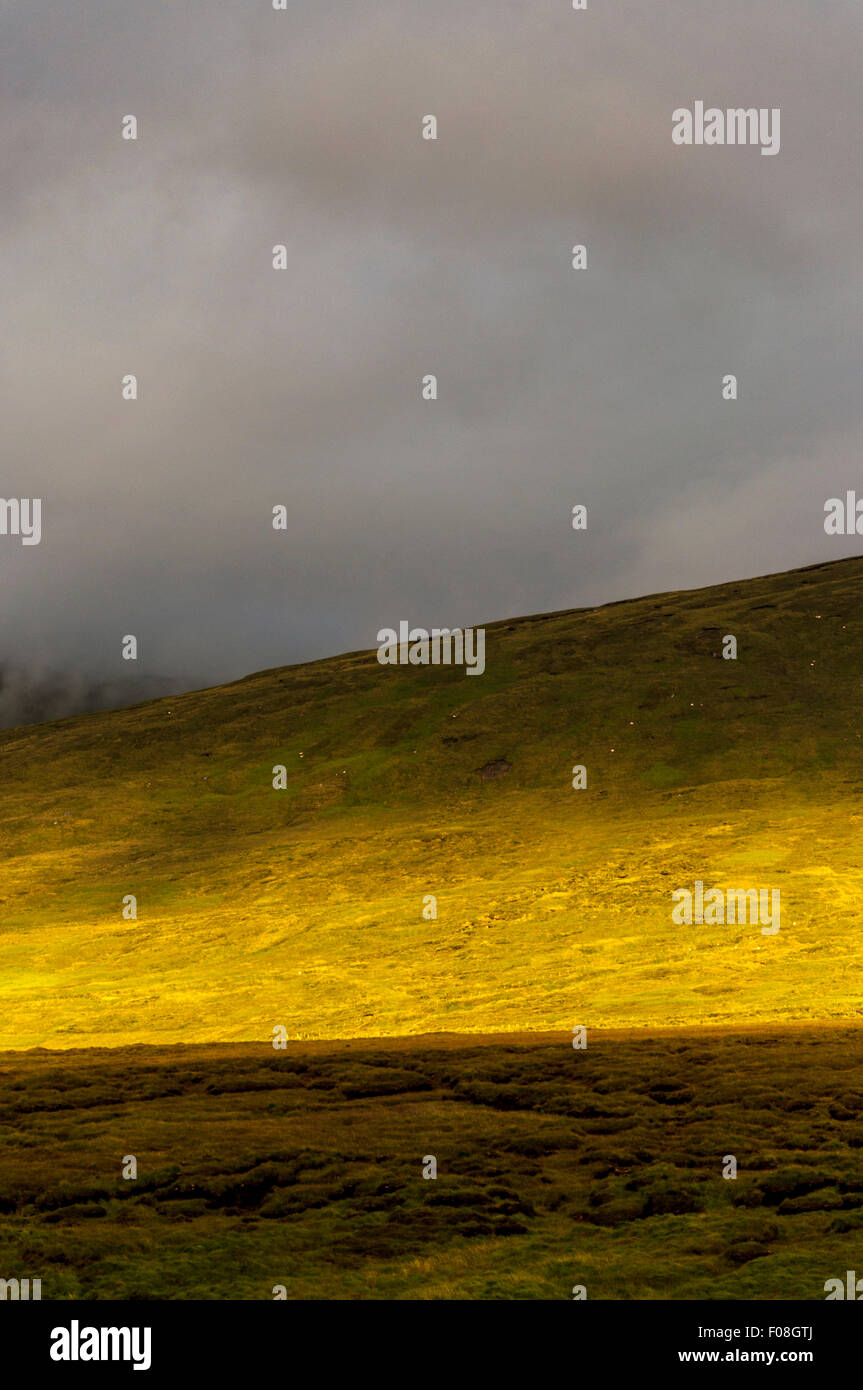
2,556,863,1049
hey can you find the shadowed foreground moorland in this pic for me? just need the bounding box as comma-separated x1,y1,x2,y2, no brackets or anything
1,1029,862,1300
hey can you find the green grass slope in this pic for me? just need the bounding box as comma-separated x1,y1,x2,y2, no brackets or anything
2,556,862,1049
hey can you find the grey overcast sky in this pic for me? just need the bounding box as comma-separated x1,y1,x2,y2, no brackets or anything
2,0,862,724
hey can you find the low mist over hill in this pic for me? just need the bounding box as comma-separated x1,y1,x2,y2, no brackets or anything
0,663,182,731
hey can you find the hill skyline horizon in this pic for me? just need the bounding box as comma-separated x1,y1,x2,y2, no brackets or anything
4,550,858,735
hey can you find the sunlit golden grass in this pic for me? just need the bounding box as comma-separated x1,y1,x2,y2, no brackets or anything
1,555,862,1049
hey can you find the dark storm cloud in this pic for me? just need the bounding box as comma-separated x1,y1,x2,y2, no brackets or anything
2,0,862,726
